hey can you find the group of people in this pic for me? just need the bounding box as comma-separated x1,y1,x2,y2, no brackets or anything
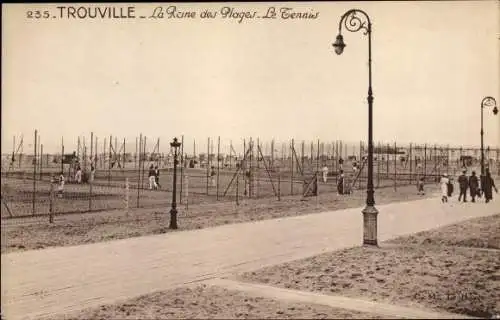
72,164,95,184
148,165,161,190
440,168,497,203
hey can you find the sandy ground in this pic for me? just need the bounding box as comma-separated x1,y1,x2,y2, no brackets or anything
1,184,438,253
56,284,390,320
47,213,499,320
238,214,500,318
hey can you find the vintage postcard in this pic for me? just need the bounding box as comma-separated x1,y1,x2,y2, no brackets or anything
1,2,499,319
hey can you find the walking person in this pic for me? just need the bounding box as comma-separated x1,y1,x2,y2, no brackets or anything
337,170,345,195
154,165,161,189
468,171,479,203
457,169,468,202
417,177,425,195
75,165,82,184
447,177,454,198
481,168,498,203
440,173,450,203
322,164,329,183
148,164,157,190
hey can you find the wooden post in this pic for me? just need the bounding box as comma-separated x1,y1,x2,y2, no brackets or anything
394,141,397,191
291,139,294,196
137,133,142,207
125,178,129,216
316,139,320,174
424,144,427,178
271,139,275,170
193,139,196,164
114,136,118,168
40,144,43,181
61,136,64,175
185,174,189,210
310,141,313,167
32,130,37,216
89,132,93,211
77,136,81,166
386,143,390,179
278,168,281,201
108,135,112,185
359,141,363,189
256,138,260,198
180,136,184,202
49,181,54,223
249,138,253,198
123,138,126,169
301,141,305,173
217,136,220,200
236,172,239,206
206,137,210,195
230,140,233,169
103,136,106,169
142,136,147,189
135,137,138,169
95,137,98,169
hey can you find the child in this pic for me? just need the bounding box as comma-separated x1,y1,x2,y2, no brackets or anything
148,164,157,190
58,172,65,198
440,173,449,203
154,166,161,189
417,177,425,195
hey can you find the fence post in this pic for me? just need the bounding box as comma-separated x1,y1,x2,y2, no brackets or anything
394,141,397,191
316,173,319,209
236,172,239,206
206,137,210,195
49,181,54,223
409,143,413,185
424,144,427,178
291,139,294,196
256,138,260,198
125,178,129,216
89,132,93,212
185,174,189,210
278,168,281,201
40,144,43,181
180,135,184,203
217,136,220,200
32,129,37,216
137,133,142,208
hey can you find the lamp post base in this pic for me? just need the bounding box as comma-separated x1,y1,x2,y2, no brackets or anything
169,208,178,230
362,205,378,246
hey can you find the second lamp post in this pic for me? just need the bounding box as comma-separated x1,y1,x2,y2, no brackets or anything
333,9,378,246
480,96,498,177
169,137,181,229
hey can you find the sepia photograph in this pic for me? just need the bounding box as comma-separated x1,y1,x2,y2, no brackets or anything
1,1,499,319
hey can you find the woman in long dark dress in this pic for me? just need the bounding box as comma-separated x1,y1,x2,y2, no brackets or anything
481,168,498,203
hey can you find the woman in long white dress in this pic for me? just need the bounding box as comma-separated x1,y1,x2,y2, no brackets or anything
440,173,450,203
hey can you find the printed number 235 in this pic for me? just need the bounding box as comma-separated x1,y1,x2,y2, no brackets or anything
27,10,50,19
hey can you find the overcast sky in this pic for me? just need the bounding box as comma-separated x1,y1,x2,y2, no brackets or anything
2,1,499,155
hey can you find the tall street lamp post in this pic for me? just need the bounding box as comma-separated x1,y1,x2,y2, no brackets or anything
480,96,498,177
332,9,378,246
169,137,181,230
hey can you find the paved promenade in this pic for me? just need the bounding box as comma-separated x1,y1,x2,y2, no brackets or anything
2,197,498,319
